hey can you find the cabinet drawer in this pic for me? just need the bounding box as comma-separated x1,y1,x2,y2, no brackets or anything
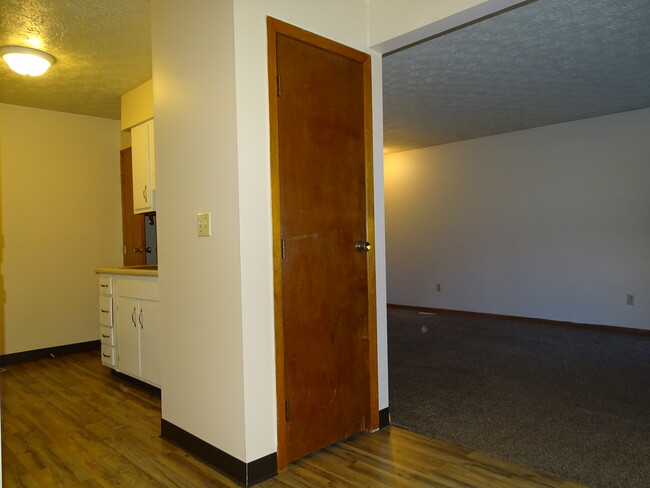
99,296,113,326
100,326,115,346
118,277,159,301
99,276,113,295
101,345,116,367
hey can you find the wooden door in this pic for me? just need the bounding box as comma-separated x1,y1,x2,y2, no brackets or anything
268,18,379,467
120,148,146,266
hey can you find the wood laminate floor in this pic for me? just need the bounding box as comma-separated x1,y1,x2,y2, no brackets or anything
1,351,587,488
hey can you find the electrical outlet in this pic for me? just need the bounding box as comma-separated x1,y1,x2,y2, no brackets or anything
626,294,634,306
197,212,211,237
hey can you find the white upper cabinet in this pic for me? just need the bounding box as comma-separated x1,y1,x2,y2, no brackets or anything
132,119,155,214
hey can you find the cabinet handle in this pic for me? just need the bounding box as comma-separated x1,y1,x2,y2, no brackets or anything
143,185,148,203
100,284,109,288
100,308,109,313
102,334,110,339
139,309,144,329
131,307,137,327
102,353,111,358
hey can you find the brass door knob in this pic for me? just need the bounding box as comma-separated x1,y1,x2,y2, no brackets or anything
355,241,371,252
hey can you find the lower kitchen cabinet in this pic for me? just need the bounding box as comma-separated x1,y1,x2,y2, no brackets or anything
97,272,160,388
99,276,116,367
117,295,161,386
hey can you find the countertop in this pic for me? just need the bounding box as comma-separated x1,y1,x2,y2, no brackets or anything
95,265,158,276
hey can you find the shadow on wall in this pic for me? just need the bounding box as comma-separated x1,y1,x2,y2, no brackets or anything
0,148,4,354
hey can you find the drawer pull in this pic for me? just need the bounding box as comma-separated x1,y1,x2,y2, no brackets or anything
102,334,110,339
101,309,109,313
100,284,108,288
102,353,111,358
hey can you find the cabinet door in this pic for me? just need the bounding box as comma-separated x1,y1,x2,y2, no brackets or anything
117,296,141,378
139,300,161,387
148,120,156,190
132,120,153,214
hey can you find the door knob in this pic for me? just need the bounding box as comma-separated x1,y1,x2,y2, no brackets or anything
355,241,371,252
134,248,143,254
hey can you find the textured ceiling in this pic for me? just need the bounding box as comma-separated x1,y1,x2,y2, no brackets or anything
0,0,151,120
383,0,650,153
2,0,648,136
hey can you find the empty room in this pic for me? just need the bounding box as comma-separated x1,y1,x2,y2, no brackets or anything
383,1,650,488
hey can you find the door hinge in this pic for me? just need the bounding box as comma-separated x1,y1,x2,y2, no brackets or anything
281,238,286,260
285,400,290,421
123,245,127,255
277,75,282,97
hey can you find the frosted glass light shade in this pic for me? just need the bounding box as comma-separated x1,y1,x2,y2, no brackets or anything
0,46,55,76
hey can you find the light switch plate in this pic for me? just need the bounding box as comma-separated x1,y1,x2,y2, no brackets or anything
197,212,211,237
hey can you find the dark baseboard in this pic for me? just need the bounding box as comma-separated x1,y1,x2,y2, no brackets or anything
0,340,100,367
378,407,391,428
161,419,277,487
110,370,161,395
388,304,650,336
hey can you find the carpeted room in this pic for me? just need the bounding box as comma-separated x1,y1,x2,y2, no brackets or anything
386,307,650,488
381,1,650,487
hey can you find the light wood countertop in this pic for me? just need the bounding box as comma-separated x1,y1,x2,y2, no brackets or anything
95,266,158,276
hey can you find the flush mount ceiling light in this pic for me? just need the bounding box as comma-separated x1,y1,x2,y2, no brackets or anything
0,46,56,76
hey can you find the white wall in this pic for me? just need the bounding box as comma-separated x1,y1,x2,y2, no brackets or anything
0,103,122,354
385,108,650,330
152,0,247,460
152,0,506,465
368,0,526,53
153,0,378,464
